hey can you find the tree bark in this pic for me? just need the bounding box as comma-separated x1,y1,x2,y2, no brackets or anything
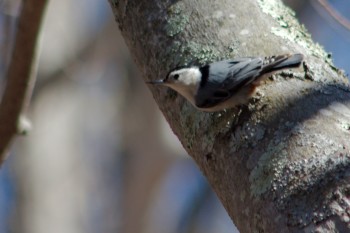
108,0,350,232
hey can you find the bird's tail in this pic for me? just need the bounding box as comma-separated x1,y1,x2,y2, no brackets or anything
262,53,304,73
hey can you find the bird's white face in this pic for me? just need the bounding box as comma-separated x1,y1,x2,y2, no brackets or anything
162,67,202,104
165,67,202,87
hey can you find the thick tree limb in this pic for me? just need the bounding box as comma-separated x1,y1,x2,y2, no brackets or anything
109,0,350,232
0,0,48,163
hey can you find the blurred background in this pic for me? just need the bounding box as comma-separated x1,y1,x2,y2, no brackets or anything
0,0,349,233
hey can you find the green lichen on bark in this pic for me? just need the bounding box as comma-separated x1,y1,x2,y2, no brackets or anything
249,141,289,197
165,2,190,37
163,40,222,67
258,0,327,58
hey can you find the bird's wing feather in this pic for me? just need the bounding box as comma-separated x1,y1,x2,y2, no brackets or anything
195,58,262,108
224,58,262,89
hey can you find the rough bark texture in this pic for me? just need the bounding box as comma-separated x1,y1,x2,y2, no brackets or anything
108,0,350,232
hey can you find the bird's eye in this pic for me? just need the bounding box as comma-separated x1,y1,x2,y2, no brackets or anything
173,74,179,80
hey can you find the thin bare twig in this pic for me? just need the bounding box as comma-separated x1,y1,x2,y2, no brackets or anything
316,0,350,31
0,0,48,164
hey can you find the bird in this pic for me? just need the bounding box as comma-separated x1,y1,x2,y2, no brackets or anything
148,53,304,112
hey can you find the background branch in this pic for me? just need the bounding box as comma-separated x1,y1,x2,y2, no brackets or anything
315,0,350,31
0,0,48,163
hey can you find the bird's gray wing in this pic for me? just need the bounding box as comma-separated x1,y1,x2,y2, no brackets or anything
195,58,263,109
223,57,263,90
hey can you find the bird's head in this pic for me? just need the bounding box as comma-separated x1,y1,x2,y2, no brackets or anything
147,66,203,105
147,67,202,90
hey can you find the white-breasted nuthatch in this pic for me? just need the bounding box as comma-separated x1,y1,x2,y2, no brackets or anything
148,54,304,112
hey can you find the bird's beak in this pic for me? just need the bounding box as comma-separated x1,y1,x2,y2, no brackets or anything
146,79,165,85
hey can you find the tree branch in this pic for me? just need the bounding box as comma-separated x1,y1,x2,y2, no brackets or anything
0,0,48,163
109,0,350,232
